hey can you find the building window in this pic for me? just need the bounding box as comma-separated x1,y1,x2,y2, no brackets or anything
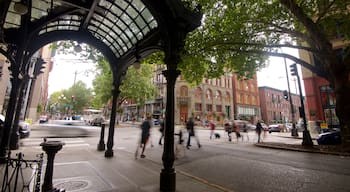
226,92,231,102
216,105,222,112
180,86,188,96
206,104,213,112
206,89,213,100
195,103,202,111
195,87,202,98
252,96,256,105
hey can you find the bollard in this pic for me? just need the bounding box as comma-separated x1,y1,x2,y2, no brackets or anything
97,123,106,151
40,139,65,192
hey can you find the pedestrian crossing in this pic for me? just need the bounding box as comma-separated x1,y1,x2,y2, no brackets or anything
19,138,90,148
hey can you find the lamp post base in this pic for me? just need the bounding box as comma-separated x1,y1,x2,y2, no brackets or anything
160,168,176,192
302,130,314,146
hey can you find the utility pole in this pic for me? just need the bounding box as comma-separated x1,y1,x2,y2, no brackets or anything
284,58,298,137
290,63,313,146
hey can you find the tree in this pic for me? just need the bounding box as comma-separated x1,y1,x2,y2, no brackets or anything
180,0,350,149
92,57,157,115
48,81,93,115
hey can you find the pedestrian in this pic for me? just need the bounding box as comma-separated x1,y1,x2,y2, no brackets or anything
186,117,201,149
209,121,216,139
158,118,165,145
233,121,242,142
224,122,233,142
242,122,249,141
256,120,263,143
136,116,152,159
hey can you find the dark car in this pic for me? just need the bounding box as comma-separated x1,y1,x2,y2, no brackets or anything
317,130,341,145
0,114,30,139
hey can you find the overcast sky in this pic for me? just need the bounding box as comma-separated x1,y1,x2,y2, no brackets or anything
48,53,96,96
49,50,304,96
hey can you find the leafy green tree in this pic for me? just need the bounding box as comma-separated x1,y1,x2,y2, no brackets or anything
92,57,157,111
66,80,94,113
48,81,93,115
181,0,350,149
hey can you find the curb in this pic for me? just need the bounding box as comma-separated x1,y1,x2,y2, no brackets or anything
255,142,350,156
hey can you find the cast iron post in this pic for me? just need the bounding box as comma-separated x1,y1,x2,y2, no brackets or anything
105,88,120,157
97,123,106,151
160,68,180,192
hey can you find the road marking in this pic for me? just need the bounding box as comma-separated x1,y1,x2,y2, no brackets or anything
20,138,89,148
177,170,235,192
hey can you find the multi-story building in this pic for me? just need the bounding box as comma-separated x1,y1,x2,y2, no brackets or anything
0,45,52,122
232,74,260,123
174,74,234,125
259,86,302,124
123,65,235,125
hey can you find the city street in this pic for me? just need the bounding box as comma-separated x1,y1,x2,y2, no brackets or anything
13,122,350,192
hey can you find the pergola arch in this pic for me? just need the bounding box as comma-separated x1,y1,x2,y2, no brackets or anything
0,1,202,191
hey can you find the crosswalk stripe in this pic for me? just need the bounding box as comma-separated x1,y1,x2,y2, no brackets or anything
19,138,88,148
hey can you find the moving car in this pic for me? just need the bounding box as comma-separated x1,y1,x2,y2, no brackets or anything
268,124,281,133
317,130,341,145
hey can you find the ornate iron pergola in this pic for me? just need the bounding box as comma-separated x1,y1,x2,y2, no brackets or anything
0,0,202,191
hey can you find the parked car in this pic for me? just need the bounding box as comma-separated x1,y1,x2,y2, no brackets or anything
317,130,341,145
0,114,30,139
39,115,48,123
268,124,281,133
90,116,105,126
19,121,31,138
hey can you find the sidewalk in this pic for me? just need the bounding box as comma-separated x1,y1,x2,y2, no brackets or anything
9,140,226,192
255,131,350,156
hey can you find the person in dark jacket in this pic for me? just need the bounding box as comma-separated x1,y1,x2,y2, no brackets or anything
139,116,152,158
158,118,165,145
256,120,263,143
186,117,201,149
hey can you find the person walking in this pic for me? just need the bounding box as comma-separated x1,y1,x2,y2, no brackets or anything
186,117,201,149
242,122,249,141
136,116,152,159
256,120,263,143
158,118,165,145
209,121,216,139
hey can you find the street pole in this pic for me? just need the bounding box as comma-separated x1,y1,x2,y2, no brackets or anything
290,63,313,146
296,73,314,146
284,58,298,137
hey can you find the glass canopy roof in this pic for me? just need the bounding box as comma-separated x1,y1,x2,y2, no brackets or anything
4,0,158,58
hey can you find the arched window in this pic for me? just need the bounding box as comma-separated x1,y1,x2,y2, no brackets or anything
195,87,202,98
180,86,188,96
215,90,222,101
206,89,213,100
226,92,231,102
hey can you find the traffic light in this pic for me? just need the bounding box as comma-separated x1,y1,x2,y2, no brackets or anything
33,57,46,77
290,63,298,76
283,90,289,101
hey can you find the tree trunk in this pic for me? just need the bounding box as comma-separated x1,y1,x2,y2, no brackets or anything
334,77,350,152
